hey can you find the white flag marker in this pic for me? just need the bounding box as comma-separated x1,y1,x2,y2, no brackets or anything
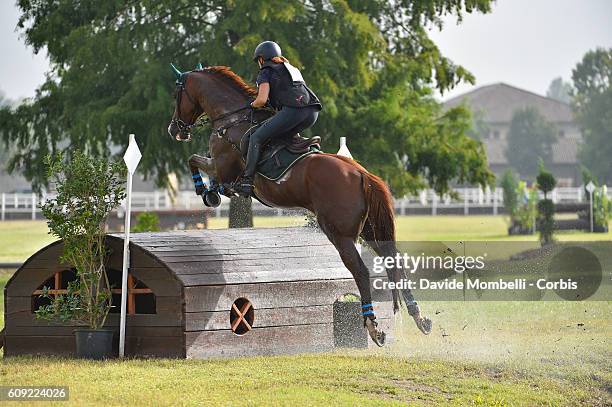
586,181,595,233
120,134,141,358
337,136,353,159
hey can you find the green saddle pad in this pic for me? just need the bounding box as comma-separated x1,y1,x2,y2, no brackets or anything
256,145,321,181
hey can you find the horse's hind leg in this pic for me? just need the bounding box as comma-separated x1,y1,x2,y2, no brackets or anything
360,222,401,314
317,217,386,347
360,222,432,335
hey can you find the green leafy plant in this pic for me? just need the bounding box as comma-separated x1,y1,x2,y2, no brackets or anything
132,212,161,233
500,169,519,218
536,161,556,244
580,168,610,230
35,152,126,329
593,186,611,230
511,181,537,234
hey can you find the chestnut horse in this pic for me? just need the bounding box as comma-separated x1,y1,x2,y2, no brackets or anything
167,65,431,345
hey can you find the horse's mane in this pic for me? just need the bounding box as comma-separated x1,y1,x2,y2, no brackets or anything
198,66,258,97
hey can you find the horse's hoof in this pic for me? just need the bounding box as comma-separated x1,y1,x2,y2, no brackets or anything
365,318,386,347
414,315,432,335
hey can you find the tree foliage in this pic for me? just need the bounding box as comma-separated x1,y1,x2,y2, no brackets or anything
546,77,572,104
1,0,495,195
572,48,612,184
505,107,557,177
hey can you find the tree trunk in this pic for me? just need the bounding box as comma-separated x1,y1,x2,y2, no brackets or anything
228,197,253,228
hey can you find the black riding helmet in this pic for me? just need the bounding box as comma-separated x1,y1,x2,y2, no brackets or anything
253,41,282,62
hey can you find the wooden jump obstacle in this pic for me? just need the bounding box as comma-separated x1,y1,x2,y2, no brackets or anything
3,227,393,358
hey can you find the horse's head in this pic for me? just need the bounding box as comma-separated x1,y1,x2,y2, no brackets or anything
167,63,203,142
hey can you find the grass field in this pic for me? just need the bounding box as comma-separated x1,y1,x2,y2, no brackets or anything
0,217,610,405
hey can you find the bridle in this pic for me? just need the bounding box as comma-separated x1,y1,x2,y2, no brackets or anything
170,79,202,136
170,72,258,140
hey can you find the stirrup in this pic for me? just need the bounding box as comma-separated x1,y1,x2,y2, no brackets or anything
233,178,254,197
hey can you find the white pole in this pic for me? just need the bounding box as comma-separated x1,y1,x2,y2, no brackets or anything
589,191,594,233
120,133,141,358
119,170,133,358
31,193,36,220
1,193,5,221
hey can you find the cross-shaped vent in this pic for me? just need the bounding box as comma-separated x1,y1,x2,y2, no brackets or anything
230,298,254,335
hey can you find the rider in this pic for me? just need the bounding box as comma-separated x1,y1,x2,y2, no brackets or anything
234,41,322,197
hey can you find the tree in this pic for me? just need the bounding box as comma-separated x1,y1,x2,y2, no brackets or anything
467,109,490,141
505,107,557,177
572,48,612,184
0,0,494,199
546,77,572,104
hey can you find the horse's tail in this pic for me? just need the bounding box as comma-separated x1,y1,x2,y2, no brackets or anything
325,154,396,247
361,170,396,248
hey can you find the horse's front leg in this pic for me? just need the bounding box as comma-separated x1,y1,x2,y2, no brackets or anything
189,154,217,196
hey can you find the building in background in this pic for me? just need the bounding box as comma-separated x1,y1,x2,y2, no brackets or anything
444,83,582,186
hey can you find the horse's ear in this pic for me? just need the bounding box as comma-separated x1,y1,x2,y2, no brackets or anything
195,62,203,70
170,63,182,80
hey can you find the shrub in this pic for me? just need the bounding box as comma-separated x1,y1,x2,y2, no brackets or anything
536,161,556,244
593,186,611,230
36,152,126,329
500,170,518,218
536,160,556,199
513,181,537,232
133,212,161,233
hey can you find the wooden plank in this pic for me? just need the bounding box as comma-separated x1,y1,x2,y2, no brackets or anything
153,253,340,266
129,249,162,268
154,251,340,264
185,302,394,331
6,310,183,328
123,335,184,358
184,280,392,312
7,296,183,327
187,305,331,331
6,269,62,296
185,323,334,359
166,259,344,275
177,267,352,286
4,335,184,358
9,294,181,311
143,243,335,255
4,335,74,357
5,326,182,337
130,229,315,239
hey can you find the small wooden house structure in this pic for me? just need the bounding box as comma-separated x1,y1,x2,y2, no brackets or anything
3,227,393,358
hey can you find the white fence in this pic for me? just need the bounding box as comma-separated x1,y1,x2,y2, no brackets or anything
1,186,608,220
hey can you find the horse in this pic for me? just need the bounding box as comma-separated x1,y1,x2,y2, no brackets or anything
167,64,432,345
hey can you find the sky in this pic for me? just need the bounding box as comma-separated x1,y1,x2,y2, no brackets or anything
0,0,610,102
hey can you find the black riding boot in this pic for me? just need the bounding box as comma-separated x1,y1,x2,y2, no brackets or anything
234,142,262,197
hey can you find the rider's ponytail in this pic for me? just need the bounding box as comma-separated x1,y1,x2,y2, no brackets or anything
271,56,289,64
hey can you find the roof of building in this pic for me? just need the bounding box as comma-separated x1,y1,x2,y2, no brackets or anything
444,83,574,123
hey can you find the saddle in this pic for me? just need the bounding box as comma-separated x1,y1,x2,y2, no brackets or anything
240,126,322,181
